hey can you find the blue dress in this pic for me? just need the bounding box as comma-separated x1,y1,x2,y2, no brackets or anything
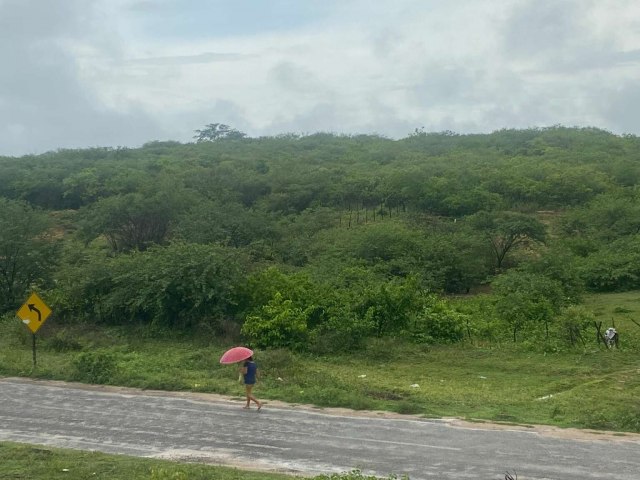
243,361,257,385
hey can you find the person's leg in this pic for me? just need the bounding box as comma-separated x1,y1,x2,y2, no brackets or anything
244,384,252,408
245,384,261,409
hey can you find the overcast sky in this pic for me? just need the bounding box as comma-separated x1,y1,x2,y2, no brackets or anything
1,0,639,156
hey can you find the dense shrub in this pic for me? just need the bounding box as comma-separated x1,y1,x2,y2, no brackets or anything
579,238,640,292
407,296,466,344
241,293,309,350
308,309,374,354
555,306,595,348
72,350,119,384
493,271,567,342
52,242,246,329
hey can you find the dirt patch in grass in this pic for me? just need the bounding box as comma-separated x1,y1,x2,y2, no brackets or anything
363,389,407,401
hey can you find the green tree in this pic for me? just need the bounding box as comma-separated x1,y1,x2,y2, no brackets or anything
562,192,640,242
521,247,584,303
48,244,115,323
493,271,566,342
0,198,58,313
78,186,190,252
579,237,640,292
470,211,546,271
175,199,276,248
357,276,423,337
307,221,426,280
193,123,247,142
237,266,316,316
557,306,594,347
420,230,489,293
103,242,246,328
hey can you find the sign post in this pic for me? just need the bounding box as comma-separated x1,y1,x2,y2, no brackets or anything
16,292,52,369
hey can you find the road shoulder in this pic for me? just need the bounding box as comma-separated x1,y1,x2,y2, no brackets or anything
3,376,638,444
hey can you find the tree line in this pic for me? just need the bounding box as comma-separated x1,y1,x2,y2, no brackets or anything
1,126,639,351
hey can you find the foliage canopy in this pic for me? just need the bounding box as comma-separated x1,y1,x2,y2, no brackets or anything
1,126,638,351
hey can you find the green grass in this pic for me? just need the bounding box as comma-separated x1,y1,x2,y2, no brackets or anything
0,442,405,480
0,441,296,480
2,292,640,434
583,291,640,335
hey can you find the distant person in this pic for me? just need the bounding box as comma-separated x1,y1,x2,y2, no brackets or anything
240,356,262,410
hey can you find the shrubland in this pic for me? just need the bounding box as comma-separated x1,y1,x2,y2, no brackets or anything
1,126,640,432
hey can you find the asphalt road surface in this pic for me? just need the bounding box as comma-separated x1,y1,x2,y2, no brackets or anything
1,377,639,479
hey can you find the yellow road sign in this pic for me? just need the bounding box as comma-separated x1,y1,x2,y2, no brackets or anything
17,292,52,334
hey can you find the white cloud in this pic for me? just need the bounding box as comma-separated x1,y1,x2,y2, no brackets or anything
0,0,163,155
1,0,639,156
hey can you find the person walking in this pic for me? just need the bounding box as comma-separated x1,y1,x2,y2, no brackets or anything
240,356,262,410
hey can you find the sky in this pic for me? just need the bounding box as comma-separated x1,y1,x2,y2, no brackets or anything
1,0,640,156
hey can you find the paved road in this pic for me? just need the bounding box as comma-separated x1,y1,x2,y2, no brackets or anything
1,378,639,479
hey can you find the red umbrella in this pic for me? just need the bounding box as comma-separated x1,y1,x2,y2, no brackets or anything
219,346,253,364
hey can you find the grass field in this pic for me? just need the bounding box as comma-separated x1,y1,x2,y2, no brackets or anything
583,291,640,335
0,442,294,480
1,292,640,433
0,442,401,480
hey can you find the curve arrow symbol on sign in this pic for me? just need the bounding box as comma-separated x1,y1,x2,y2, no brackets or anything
28,304,42,322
